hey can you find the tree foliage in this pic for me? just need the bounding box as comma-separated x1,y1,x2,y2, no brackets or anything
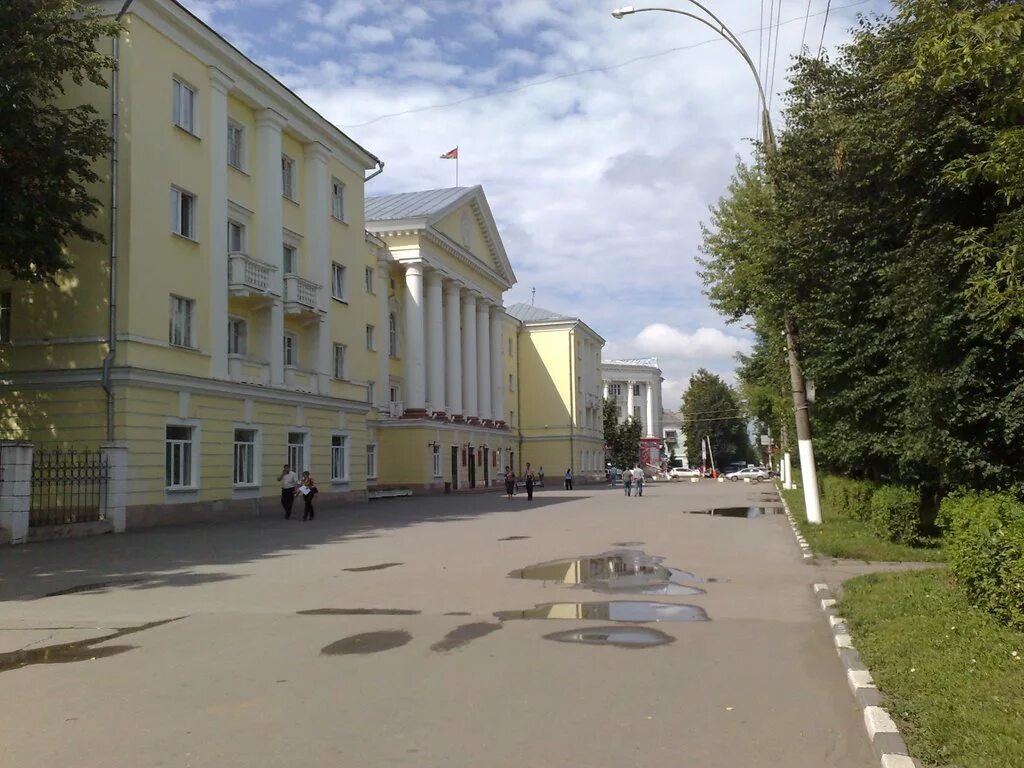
602,398,641,469
0,1,121,281
699,0,1024,493
680,369,751,467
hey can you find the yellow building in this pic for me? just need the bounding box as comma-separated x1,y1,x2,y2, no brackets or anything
506,304,606,484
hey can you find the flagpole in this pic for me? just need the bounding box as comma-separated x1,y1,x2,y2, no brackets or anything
456,154,459,186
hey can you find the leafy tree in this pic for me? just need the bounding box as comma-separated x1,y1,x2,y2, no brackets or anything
602,398,640,469
0,1,121,281
681,369,751,467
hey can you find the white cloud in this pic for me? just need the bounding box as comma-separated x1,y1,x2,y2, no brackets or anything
348,24,395,46
634,324,751,360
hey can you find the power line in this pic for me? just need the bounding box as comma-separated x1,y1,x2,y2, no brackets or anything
339,0,871,129
768,0,785,113
817,0,834,58
799,0,814,54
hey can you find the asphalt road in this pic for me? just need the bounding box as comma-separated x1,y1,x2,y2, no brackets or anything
0,479,876,768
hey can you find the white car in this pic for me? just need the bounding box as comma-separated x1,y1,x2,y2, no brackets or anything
725,467,770,482
669,467,701,479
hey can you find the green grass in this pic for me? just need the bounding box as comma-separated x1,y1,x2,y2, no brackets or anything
842,570,1024,768
783,486,945,562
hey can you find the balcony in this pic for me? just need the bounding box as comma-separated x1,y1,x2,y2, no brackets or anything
285,366,319,394
283,274,322,320
228,252,276,299
228,355,269,385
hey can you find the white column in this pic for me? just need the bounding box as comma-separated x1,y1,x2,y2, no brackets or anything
255,108,287,386
603,382,609,399
645,382,654,437
461,291,478,420
444,280,463,418
626,380,635,421
375,259,390,410
403,263,426,414
489,305,503,423
476,300,491,422
304,141,331,392
425,270,445,414
207,67,233,379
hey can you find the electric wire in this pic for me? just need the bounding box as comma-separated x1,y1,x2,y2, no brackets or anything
817,0,834,58
767,0,786,113
339,0,871,129
799,0,814,54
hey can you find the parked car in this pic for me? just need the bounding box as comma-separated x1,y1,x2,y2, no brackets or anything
669,467,701,479
725,467,770,482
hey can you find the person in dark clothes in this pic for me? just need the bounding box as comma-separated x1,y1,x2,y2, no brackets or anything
524,462,535,501
296,470,318,521
564,468,573,490
504,466,516,499
278,463,297,519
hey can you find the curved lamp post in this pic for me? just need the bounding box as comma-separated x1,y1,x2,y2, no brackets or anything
611,4,822,524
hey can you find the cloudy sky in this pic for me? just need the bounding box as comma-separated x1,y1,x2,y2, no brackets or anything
181,0,890,407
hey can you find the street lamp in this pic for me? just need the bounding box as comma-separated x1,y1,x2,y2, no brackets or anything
610,4,823,524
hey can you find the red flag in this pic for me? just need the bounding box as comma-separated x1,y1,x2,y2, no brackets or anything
440,147,458,159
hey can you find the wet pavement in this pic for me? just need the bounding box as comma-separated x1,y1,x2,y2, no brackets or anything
0,479,877,768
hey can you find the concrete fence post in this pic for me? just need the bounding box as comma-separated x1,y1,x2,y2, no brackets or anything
101,442,128,534
0,442,35,545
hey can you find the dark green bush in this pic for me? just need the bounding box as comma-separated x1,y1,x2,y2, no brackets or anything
940,491,1024,631
822,474,876,521
870,485,921,545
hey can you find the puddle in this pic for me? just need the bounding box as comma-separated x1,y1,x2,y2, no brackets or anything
0,617,183,674
611,541,645,547
498,536,531,541
430,622,502,652
509,550,703,593
543,626,675,648
342,563,403,572
443,611,472,616
686,507,782,518
297,608,420,616
495,601,707,623
44,579,146,597
321,630,411,655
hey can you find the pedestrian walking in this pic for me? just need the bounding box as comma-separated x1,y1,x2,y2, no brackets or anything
623,469,632,497
564,467,573,490
278,463,298,519
633,465,645,497
524,462,535,501
538,466,545,487
504,465,516,499
296,470,318,520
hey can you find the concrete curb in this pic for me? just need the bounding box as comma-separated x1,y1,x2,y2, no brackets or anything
812,583,922,768
776,485,814,562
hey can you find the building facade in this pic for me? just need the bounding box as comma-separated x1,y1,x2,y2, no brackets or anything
507,304,605,482
601,359,665,439
662,409,686,466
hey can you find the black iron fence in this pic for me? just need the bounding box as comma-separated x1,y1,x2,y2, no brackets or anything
30,448,109,527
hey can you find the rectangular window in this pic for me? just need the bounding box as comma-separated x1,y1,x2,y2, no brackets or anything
171,78,195,133
633,383,641,396
389,384,400,402
633,406,641,420
333,344,346,379
331,179,345,220
510,409,515,427
165,425,193,488
283,333,297,367
233,429,257,486
366,381,375,404
283,244,297,274
388,313,397,357
227,122,244,169
365,324,375,352
171,187,196,239
365,266,374,294
508,338,513,356
331,434,348,481
0,291,10,343
227,317,247,355
432,444,441,478
281,155,295,200
331,263,346,300
366,443,377,479
227,220,245,253
609,383,622,397
509,373,514,392
169,295,195,348
577,376,582,393
287,431,306,473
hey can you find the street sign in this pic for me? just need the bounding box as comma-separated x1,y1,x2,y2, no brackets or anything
760,435,770,446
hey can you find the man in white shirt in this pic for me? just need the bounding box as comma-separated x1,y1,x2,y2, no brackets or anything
278,463,298,519
633,466,645,497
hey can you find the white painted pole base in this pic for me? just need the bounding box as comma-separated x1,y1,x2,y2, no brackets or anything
798,439,822,523
783,452,793,490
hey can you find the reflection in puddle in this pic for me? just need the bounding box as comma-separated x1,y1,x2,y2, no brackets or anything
298,608,420,616
430,622,502,652
321,630,412,655
686,507,782,518
495,601,708,623
509,550,702,593
0,618,183,674
544,626,674,648
342,563,403,572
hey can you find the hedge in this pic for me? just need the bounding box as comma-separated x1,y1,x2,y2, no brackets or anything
940,491,1024,631
870,485,921,545
821,475,875,521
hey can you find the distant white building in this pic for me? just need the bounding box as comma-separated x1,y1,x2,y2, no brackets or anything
601,358,664,439
662,409,685,464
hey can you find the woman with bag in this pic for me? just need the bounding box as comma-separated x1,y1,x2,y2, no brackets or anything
296,470,318,521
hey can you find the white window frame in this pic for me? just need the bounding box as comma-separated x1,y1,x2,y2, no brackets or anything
227,219,245,253
232,428,259,487
287,430,309,473
331,263,346,301
509,373,514,392
366,381,375,404
633,383,641,397
281,155,296,201
633,405,641,420
365,324,375,352
364,266,374,294
165,423,197,490
283,244,297,275
171,187,197,240
331,179,345,221
366,443,378,480
227,121,245,170
169,295,195,349
333,343,347,380
0,291,10,343
432,444,441,478
227,316,247,356
331,433,349,482
283,332,298,367
171,78,196,134
388,312,398,357
389,383,401,403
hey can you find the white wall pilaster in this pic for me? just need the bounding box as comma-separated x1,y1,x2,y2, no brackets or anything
489,306,503,422
444,279,463,418
461,291,478,420
645,382,654,437
376,260,390,409
425,269,445,414
255,108,287,386
207,67,233,380
304,141,331,392
626,380,635,422
403,263,427,413
476,300,492,421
